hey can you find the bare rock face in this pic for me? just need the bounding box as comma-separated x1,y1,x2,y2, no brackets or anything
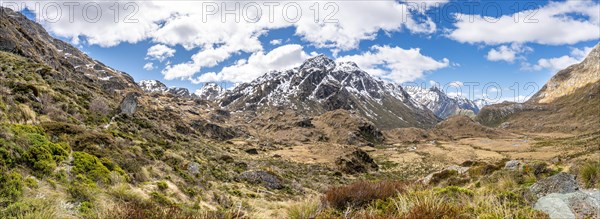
191,120,238,141
530,173,579,198
335,149,378,174
119,92,140,115
238,171,284,190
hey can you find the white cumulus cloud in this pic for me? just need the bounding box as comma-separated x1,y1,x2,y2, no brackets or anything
13,1,446,82
448,0,600,45
486,43,532,62
337,45,450,83
143,62,155,71
524,46,593,72
270,39,282,45
146,44,176,62
193,44,309,83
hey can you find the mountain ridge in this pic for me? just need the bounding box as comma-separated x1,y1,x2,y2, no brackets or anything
219,55,440,130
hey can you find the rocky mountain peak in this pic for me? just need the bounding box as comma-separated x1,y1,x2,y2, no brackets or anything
405,86,481,119
529,42,600,104
582,43,600,67
299,54,336,71
195,83,225,101
219,55,439,129
139,80,168,93
137,80,194,98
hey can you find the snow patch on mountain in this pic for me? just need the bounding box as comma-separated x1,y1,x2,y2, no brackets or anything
405,86,485,119
138,80,194,98
195,83,226,101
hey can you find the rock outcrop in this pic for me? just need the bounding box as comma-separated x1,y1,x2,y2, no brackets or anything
119,92,140,115
530,173,580,198
335,149,379,174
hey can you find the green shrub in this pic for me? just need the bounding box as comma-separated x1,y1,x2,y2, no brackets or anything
579,161,600,188
99,157,127,178
79,201,94,215
26,142,57,175
150,192,172,206
434,186,474,199
0,146,17,168
0,171,24,203
156,181,168,191
24,177,38,189
5,124,70,176
72,152,111,184
68,174,98,202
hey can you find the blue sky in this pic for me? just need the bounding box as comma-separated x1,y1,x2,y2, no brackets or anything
16,0,600,103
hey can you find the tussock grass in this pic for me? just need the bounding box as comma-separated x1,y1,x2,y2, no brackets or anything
322,180,407,210
287,196,320,219
578,160,600,189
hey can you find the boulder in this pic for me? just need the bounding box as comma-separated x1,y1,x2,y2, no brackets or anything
119,92,139,115
530,173,579,198
504,160,521,170
534,190,600,219
238,171,284,189
187,162,200,175
335,149,378,174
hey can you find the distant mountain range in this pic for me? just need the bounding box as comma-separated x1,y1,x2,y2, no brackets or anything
215,55,440,129
405,86,488,119
139,55,491,128
138,80,194,98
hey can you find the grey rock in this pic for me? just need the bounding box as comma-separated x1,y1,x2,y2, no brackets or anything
569,190,600,219
187,162,200,174
238,171,284,190
535,193,579,219
534,190,600,219
119,92,139,115
530,173,579,198
504,160,521,170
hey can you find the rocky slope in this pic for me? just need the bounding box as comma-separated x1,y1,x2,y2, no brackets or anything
220,55,439,130
477,43,600,133
405,86,484,119
0,8,138,95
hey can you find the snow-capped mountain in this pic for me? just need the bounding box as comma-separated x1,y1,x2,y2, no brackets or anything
195,83,225,101
473,99,490,110
139,80,168,93
219,55,439,129
405,86,483,119
138,80,194,98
